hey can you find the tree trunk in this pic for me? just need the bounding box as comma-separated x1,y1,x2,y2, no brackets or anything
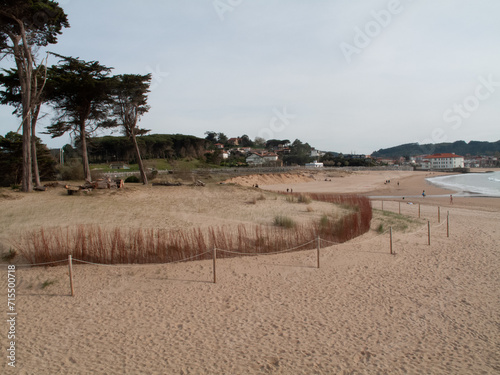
131,131,148,185
31,105,41,187
11,35,33,192
79,122,92,183
21,104,32,192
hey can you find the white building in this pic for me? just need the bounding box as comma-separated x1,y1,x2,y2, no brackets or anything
310,148,324,159
420,160,431,169
424,153,464,169
305,161,324,168
246,152,279,166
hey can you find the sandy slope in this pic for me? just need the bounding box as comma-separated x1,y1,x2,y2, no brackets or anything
257,170,454,195
1,171,499,374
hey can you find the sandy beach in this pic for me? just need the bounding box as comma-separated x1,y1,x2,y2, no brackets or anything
1,170,499,374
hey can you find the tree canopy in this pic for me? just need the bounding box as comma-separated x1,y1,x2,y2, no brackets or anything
282,139,313,165
0,0,69,191
45,55,114,181
107,73,152,183
0,0,69,50
86,134,208,164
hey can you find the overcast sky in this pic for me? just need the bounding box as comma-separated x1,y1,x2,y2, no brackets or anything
1,0,499,154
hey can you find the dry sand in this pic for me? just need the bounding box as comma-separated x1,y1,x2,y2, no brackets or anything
1,170,499,374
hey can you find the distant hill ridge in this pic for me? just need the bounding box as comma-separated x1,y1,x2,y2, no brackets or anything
371,140,500,158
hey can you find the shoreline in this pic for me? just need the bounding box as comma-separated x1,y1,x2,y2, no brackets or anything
360,171,500,212
257,169,500,212
424,170,500,199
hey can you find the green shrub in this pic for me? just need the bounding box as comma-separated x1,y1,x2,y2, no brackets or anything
274,215,295,229
147,169,158,180
58,160,84,181
125,175,140,183
41,279,57,289
319,214,330,228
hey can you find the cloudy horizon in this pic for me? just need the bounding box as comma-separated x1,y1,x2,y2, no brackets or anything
1,0,499,155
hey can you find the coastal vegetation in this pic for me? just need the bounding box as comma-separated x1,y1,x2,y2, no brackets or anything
6,186,372,265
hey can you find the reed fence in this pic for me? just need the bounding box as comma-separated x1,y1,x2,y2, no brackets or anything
13,194,372,266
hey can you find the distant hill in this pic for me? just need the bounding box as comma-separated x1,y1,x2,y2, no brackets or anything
371,140,500,158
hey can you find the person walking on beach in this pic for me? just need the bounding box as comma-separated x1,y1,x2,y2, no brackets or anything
422,190,426,197
450,194,453,204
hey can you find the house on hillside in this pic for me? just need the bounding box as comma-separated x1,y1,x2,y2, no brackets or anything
310,148,324,159
246,152,280,166
465,156,498,168
425,153,464,169
214,143,224,150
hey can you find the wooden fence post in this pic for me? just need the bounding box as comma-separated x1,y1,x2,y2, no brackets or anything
382,201,384,211
390,227,393,255
317,236,320,269
418,203,421,218
68,255,75,297
428,221,431,246
399,202,401,215
438,206,441,223
212,247,217,284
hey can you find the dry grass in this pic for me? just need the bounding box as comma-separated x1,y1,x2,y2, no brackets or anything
297,194,312,204
2,183,372,265
371,209,424,233
0,184,334,235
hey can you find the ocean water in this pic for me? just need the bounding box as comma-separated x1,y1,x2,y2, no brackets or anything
427,171,500,197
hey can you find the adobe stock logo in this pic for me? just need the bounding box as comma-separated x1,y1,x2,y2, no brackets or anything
145,64,170,90
213,0,243,21
417,74,499,153
258,107,296,140
443,75,500,130
339,0,414,64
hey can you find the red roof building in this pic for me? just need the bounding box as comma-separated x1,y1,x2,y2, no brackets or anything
424,153,464,169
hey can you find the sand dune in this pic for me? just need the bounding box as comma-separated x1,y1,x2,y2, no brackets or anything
1,170,499,374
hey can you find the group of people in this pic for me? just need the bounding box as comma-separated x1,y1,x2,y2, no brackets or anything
384,180,400,186
403,190,453,205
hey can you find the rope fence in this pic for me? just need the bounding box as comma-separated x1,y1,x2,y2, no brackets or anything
375,199,451,223
375,199,452,239
2,202,452,295
216,239,315,257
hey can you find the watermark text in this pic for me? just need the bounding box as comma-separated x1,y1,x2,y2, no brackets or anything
6,265,17,368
